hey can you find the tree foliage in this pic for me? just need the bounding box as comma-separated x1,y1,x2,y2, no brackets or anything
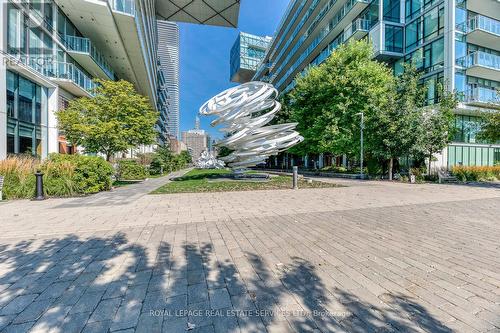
289,40,394,157
56,79,159,161
284,40,459,177
418,85,458,174
478,110,500,143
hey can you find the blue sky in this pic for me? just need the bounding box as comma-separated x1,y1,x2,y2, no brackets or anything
178,0,290,139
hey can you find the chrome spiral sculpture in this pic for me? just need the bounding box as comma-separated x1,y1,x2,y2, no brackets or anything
199,81,303,169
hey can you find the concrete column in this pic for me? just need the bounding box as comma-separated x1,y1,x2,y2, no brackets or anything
319,153,324,169
0,3,7,160
342,154,347,167
444,0,456,90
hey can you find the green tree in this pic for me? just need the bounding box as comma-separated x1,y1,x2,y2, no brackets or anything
477,111,500,143
371,64,426,180
289,40,395,160
418,84,458,175
56,79,159,161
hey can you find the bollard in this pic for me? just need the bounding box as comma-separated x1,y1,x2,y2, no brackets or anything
292,166,298,189
34,172,46,201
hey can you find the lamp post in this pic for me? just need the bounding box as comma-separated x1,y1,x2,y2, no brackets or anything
356,112,364,179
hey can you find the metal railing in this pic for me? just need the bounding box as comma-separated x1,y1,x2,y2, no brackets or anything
457,51,500,70
345,19,370,40
468,15,500,36
463,87,500,104
64,36,115,79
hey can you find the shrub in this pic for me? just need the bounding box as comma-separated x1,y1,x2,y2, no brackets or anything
46,154,114,194
0,154,113,200
451,165,500,182
149,155,166,175
116,160,148,180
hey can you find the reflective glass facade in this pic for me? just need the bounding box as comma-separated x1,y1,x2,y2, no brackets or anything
6,71,46,156
230,32,272,83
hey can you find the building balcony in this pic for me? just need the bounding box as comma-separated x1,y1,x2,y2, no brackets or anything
344,19,370,42
457,51,500,81
46,62,97,97
64,36,116,80
6,54,95,96
370,23,404,61
462,87,500,108
467,0,500,21
460,15,500,51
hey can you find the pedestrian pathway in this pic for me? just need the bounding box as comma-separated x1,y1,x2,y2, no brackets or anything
56,168,191,208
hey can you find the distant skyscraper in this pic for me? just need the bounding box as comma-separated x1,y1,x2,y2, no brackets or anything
157,20,180,139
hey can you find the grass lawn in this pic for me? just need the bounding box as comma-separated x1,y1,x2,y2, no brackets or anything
150,168,340,194
112,180,143,188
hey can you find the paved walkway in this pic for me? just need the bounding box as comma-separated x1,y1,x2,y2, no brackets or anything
0,179,498,332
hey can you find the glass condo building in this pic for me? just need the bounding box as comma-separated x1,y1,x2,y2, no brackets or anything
157,20,180,139
0,0,241,159
230,32,272,83
252,0,500,168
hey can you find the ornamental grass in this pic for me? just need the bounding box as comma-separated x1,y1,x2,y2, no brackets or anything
451,165,500,182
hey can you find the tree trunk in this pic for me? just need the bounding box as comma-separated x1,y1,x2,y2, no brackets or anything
389,158,394,181
106,153,111,162
428,151,433,175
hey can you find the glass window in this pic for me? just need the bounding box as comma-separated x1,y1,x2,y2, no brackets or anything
7,135,15,154
405,0,422,19
405,19,421,50
35,86,42,125
18,76,34,123
7,71,16,118
7,5,19,54
384,0,400,22
423,7,438,41
454,71,466,94
57,9,65,35
385,25,403,53
431,38,444,66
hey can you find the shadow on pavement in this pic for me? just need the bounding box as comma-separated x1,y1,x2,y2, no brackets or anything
0,233,453,332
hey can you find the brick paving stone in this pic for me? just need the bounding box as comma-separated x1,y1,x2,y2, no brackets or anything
70,290,104,314
0,181,499,332
0,294,38,315
81,320,112,333
209,288,232,310
88,297,121,323
3,321,35,333
12,298,54,324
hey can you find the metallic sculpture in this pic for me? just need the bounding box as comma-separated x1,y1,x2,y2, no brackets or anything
195,151,225,169
199,81,303,169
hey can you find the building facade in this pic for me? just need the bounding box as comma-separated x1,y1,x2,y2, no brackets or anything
230,32,272,83
253,0,500,168
0,0,240,160
157,20,179,139
181,130,208,162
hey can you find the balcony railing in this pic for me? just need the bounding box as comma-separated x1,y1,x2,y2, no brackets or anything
64,35,115,79
345,19,370,40
463,87,500,104
457,51,500,70
7,54,96,95
468,15,500,36
111,0,136,15
47,62,97,93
